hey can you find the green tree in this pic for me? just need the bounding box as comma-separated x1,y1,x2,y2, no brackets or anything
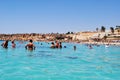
110,27,114,34
66,32,70,34
71,32,74,34
101,26,106,32
96,28,99,32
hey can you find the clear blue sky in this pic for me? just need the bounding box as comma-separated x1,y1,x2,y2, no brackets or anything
0,0,120,33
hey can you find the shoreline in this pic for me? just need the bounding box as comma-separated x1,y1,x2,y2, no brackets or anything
0,39,120,46
0,32,120,46
80,42,120,46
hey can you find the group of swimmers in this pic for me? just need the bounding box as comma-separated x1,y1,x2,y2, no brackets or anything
1,40,16,48
1,40,78,51
51,41,62,48
1,39,35,50
1,40,63,50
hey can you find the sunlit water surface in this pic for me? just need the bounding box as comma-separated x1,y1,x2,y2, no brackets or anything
0,41,120,80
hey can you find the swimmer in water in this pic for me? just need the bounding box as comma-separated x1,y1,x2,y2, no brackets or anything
55,41,60,48
89,45,93,49
50,42,55,48
25,39,36,50
64,46,66,48
1,40,9,48
11,40,16,48
74,45,76,51
41,43,43,45
59,42,62,48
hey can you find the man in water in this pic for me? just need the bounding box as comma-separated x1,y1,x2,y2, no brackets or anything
25,39,36,50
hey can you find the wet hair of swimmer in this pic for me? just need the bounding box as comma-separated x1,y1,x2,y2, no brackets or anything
29,39,33,43
11,41,14,43
51,42,54,45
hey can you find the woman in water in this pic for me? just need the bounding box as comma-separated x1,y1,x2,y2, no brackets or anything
50,42,55,48
55,41,59,48
1,40,9,48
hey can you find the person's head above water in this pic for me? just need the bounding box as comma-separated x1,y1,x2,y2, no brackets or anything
1,40,9,48
25,39,35,50
5,40,9,43
11,40,14,43
29,39,33,43
51,42,54,45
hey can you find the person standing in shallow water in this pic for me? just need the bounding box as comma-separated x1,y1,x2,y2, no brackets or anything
11,40,16,48
55,41,59,48
74,45,76,51
25,39,36,50
59,42,62,48
1,40,9,48
50,42,55,48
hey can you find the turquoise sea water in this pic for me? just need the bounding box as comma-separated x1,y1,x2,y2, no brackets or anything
0,41,120,80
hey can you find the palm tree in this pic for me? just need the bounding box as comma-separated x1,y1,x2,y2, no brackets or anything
66,32,70,34
71,32,74,34
110,27,114,34
96,28,99,32
101,26,106,32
